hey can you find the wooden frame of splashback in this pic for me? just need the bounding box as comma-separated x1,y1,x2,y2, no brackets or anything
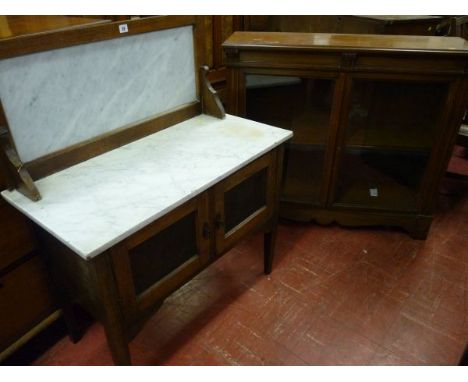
0,16,225,200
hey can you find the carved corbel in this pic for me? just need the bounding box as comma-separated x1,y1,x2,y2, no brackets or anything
200,65,226,119
0,125,41,201
341,52,357,70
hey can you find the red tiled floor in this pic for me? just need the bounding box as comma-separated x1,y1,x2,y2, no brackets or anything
381,313,463,365
16,172,468,365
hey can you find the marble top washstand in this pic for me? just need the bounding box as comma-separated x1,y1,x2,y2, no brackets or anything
1,114,292,260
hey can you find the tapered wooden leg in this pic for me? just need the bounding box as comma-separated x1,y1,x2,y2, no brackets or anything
264,145,284,275
264,226,277,275
100,295,132,365
91,253,132,365
103,323,131,366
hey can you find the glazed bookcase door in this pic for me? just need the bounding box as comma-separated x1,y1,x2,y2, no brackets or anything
330,75,453,212
111,193,210,321
244,73,337,206
213,151,276,254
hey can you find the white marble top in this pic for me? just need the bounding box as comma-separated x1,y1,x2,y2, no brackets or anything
1,114,292,260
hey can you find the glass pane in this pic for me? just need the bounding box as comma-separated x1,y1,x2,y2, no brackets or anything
224,168,267,232
245,74,334,204
129,212,197,295
334,80,449,211
346,80,447,149
282,146,325,203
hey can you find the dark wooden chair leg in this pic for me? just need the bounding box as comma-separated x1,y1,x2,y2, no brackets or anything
264,226,277,275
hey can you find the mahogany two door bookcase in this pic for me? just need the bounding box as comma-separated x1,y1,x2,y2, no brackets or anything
225,32,468,238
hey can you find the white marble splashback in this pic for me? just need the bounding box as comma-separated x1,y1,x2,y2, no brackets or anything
0,25,197,163
2,114,292,259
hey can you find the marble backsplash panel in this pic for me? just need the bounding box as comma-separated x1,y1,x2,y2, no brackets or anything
0,25,197,163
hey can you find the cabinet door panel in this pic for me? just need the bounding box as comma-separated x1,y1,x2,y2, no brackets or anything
129,211,199,296
245,74,335,205
332,78,450,212
214,152,276,254
111,193,210,319
224,167,268,232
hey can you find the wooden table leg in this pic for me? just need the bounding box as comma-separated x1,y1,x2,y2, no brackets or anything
264,145,284,275
264,225,277,275
100,287,131,365
94,255,132,365
103,322,131,366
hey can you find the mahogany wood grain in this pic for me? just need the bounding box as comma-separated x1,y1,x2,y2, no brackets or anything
0,16,108,40
242,15,447,37
200,66,226,119
225,31,468,239
0,16,197,60
223,31,468,56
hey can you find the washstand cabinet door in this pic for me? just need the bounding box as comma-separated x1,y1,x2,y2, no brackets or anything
213,151,276,255
111,193,210,320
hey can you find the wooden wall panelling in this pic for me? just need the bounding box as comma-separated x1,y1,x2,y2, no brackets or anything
0,16,109,39
206,16,244,106
242,15,448,36
0,16,197,59
449,16,468,39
